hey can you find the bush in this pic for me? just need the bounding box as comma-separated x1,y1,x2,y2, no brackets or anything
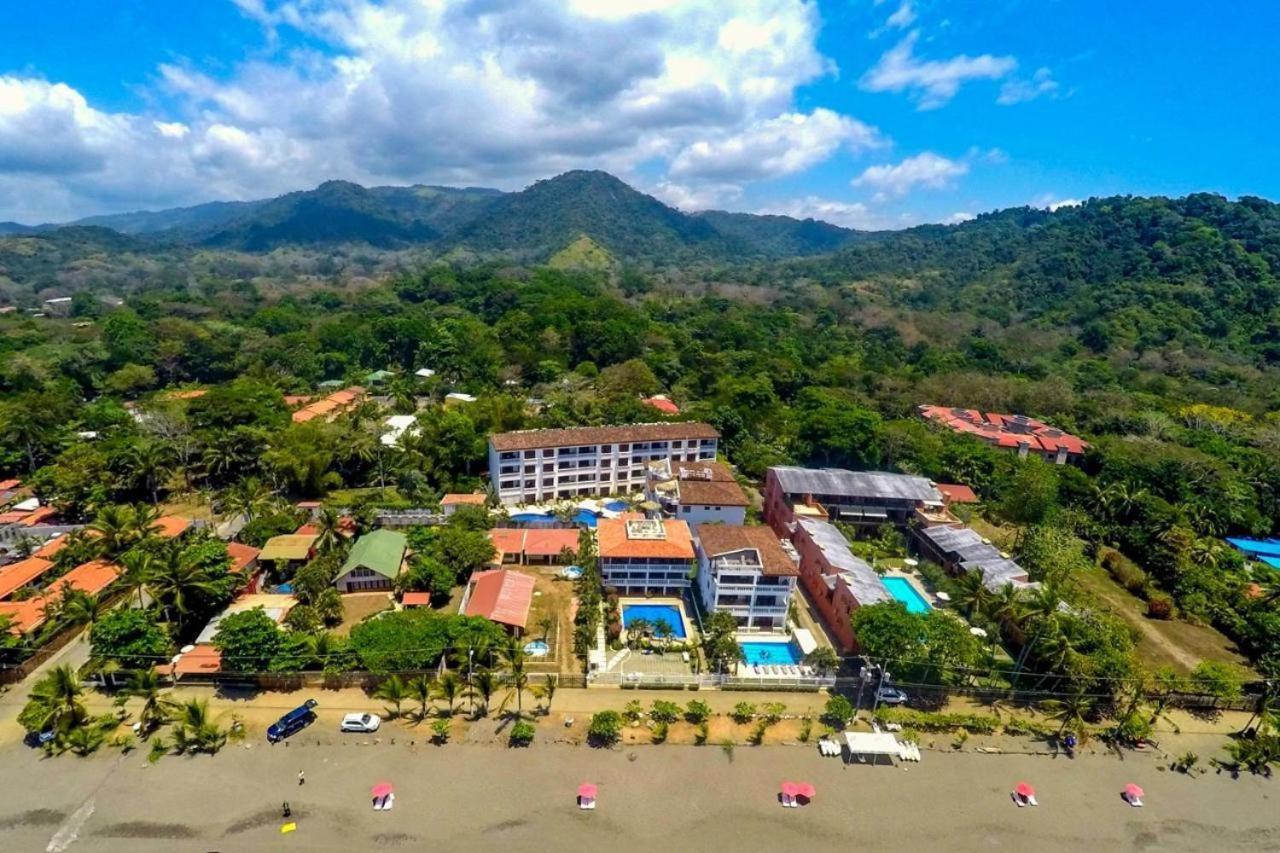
873,708,998,734
1102,549,1150,597
1188,661,1244,699
431,718,451,744
694,721,709,745
652,721,669,743
588,711,623,746
509,720,535,747
685,699,712,723
730,702,756,724
822,695,854,729
799,718,813,743
650,700,680,724
1147,595,1173,620
623,700,643,724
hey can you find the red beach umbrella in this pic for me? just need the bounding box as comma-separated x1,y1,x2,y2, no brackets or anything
578,784,598,799
796,783,816,800
1124,784,1144,799
371,782,394,798
1014,782,1035,799
780,782,800,797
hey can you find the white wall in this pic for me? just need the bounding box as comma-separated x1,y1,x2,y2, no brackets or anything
677,504,747,527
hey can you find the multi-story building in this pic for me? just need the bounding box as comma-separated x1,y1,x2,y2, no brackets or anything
596,517,695,594
791,518,891,652
763,466,945,535
646,459,749,527
488,423,719,506
918,405,1087,464
695,525,798,631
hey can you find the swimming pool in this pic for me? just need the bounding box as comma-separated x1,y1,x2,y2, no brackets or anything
523,640,550,657
604,500,630,512
509,509,600,526
562,565,583,579
739,640,803,666
620,603,687,639
882,576,932,614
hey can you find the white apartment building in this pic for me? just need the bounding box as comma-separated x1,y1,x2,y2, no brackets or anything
597,517,696,594
488,422,719,506
695,525,799,631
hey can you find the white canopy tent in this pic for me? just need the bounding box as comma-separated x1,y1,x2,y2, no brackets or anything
792,628,818,656
842,731,902,766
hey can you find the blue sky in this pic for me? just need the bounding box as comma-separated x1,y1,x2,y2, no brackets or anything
1,0,1277,227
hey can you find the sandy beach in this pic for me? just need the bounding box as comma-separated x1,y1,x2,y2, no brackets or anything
2,729,1276,853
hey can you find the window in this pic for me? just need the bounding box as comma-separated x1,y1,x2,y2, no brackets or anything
524,450,535,458
619,444,629,451
681,506,690,514
500,479,518,489
543,463,553,472
524,480,535,489
601,444,612,452
542,478,553,487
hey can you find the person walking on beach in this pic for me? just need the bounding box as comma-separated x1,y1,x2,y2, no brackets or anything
298,770,305,786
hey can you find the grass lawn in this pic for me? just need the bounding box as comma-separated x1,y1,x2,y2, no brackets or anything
1075,566,1256,676
331,591,393,636
523,566,581,675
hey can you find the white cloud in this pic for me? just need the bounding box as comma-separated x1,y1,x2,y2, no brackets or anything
650,180,743,211
756,195,888,229
852,152,968,198
943,211,975,224
0,0,881,222
886,1,917,29
1030,193,1082,211
860,30,1016,109
668,108,883,183
1048,198,1081,211
998,67,1059,105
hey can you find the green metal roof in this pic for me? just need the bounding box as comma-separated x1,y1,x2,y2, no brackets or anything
340,529,407,579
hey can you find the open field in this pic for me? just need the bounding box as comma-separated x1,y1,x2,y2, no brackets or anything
1,726,1275,853
330,592,393,637
1075,567,1255,676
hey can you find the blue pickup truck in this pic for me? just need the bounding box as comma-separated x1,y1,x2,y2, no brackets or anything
267,698,318,743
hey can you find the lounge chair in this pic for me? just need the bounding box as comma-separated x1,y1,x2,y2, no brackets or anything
579,797,597,810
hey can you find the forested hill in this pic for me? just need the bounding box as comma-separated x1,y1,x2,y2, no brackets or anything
791,194,1280,362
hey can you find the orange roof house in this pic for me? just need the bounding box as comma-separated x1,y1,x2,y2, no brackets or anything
401,592,431,607
291,386,366,423
464,569,536,630
522,528,581,559
936,483,979,504
642,395,681,415
226,542,261,574
0,557,55,600
596,518,695,561
154,515,192,539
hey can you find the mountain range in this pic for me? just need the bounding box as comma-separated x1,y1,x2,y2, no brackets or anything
2,171,859,260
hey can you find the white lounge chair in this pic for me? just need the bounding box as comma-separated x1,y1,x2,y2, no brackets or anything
579,797,596,810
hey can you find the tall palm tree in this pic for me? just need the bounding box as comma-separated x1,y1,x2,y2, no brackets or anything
313,507,346,555
499,638,530,717
125,439,177,504
374,674,409,718
533,674,558,713
1039,686,1102,738
172,698,227,753
302,631,337,669
470,669,497,718
220,477,274,523
125,669,177,734
434,672,463,715
117,549,154,608
53,590,110,636
88,504,140,559
147,545,224,627
410,674,434,720
955,570,992,621
128,503,163,545
1012,585,1061,679
23,664,88,737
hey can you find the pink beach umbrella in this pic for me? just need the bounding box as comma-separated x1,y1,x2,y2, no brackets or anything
578,784,598,800
1014,782,1035,799
780,782,800,798
371,782,394,799
1124,784,1144,802
796,783,816,800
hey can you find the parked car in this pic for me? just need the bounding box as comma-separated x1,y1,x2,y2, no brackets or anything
267,698,318,743
876,686,910,706
340,712,381,733
23,729,56,748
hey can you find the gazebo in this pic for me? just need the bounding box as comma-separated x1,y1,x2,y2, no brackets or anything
842,731,902,766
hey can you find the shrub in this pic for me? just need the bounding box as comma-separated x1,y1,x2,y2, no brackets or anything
1147,595,1173,620
622,700,643,724
759,702,785,725
509,720,535,747
822,695,854,729
873,708,998,734
431,718,451,744
799,718,813,743
1101,547,1149,596
650,700,680,724
1188,661,1244,699
685,699,712,723
730,702,756,724
652,721,669,744
694,721,709,745
588,711,623,746
748,720,768,745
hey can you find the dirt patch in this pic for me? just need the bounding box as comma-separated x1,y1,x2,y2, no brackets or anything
94,821,199,839
331,592,393,637
224,806,307,835
0,808,65,829
372,832,419,845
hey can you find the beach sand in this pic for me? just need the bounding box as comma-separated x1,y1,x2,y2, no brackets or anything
1,734,1276,853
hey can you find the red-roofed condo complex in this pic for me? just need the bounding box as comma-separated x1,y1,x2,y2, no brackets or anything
918,405,1087,464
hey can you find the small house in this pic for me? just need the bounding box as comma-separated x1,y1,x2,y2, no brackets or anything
334,529,407,592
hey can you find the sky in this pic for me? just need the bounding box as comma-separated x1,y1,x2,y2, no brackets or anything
1,0,1277,228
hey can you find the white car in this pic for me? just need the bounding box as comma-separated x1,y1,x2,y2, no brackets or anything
340,712,382,733
876,686,910,706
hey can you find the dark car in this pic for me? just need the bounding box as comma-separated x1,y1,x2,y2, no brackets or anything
267,698,318,743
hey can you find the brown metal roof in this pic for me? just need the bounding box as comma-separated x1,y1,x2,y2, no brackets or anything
676,478,749,507
490,422,718,452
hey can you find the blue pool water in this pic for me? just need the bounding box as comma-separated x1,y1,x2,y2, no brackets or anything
604,500,629,512
882,576,932,614
523,640,550,656
740,641,803,666
510,510,599,526
621,604,687,639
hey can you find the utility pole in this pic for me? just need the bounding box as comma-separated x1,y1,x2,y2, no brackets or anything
870,667,891,718
468,648,475,716
854,663,875,722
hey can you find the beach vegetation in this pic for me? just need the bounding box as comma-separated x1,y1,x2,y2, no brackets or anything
694,722,709,745
649,700,680,724
731,701,756,723
588,711,623,746
374,674,410,718
410,674,434,720
799,718,813,742
622,700,644,724
509,720,536,747
435,671,465,715
684,699,712,723
652,721,669,743
803,647,840,677
532,674,557,713
431,718,451,744
822,695,854,729
701,611,744,673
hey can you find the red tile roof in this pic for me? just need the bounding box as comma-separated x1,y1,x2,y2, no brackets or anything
226,542,260,574
918,405,1087,457
0,599,52,634
401,592,431,607
464,569,535,629
166,644,222,676
154,515,192,539
697,525,798,577
522,528,581,557
19,506,58,526
441,493,487,506
490,422,718,452
677,478,749,507
642,395,680,415
596,518,695,561
0,557,55,599
488,528,527,559
49,560,120,597
32,536,70,559
936,483,979,504
0,479,20,491
291,387,365,423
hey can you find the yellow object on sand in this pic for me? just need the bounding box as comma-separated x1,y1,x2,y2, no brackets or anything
281,822,297,834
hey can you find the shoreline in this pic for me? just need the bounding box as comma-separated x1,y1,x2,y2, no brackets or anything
1,728,1275,853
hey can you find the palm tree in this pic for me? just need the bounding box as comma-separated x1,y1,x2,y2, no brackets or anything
313,507,346,556
955,570,992,621
434,672,464,715
128,503,163,545
470,669,497,718
533,674,558,713
626,617,651,649
1012,585,1061,680
125,669,176,734
410,674,434,720
53,590,110,636
1038,686,1102,739
88,504,142,559
171,698,227,753
499,638,530,717
117,549,153,608
220,476,274,523
125,439,176,504
301,631,337,669
374,674,409,718
653,618,674,654
22,664,88,737
147,545,224,627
